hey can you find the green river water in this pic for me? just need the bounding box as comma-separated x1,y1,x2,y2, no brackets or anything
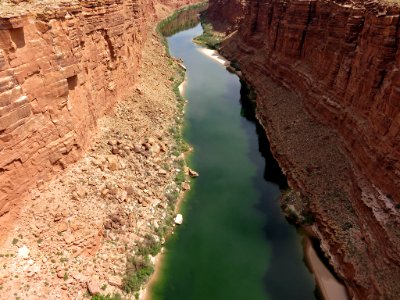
150,16,316,300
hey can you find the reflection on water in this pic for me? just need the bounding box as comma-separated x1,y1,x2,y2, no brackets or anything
159,7,205,37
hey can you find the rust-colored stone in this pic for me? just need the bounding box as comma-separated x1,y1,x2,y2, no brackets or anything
208,0,400,299
0,0,198,242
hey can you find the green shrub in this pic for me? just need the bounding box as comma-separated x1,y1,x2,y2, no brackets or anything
156,2,208,54
175,170,186,186
193,23,222,49
122,256,154,293
166,190,179,206
91,293,122,300
136,234,161,257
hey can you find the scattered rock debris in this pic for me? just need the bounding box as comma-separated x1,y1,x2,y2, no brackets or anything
0,6,192,299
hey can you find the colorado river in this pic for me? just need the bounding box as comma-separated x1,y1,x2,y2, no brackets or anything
149,16,316,300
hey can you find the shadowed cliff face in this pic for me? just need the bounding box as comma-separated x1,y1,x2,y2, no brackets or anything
207,0,400,299
0,0,197,240
206,0,245,33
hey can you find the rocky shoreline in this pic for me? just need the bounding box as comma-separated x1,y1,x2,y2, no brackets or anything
0,3,200,299
220,51,350,300
205,0,400,298
194,23,344,299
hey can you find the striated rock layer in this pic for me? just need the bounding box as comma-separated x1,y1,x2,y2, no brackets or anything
0,0,194,236
207,0,400,299
206,0,245,33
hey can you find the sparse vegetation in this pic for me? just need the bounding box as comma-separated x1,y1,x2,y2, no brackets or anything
122,255,154,293
341,222,353,231
193,22,222,49
118,5,202,296
175,169,186,186
91,294,122,300
280,189,315,225
136,234,161,257
302,211,315,225
166,189,180,206
230,59,241,71
156,2,208,51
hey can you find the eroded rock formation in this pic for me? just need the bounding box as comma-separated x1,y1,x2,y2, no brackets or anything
207,0,400,299
0,0,193,236
206,0,245,33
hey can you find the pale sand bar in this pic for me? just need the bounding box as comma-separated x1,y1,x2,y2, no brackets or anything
140,249,165,300
304,238,349,300
198,48,229,65
179,79,186,95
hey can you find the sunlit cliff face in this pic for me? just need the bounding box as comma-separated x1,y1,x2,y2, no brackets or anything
0,0,196,233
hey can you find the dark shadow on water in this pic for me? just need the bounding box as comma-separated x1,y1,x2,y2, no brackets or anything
238,81,316,300
239,81,288,189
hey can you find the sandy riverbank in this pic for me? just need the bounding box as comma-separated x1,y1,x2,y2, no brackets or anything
198,48,228,65
141,164,192,300
140,248,165,300
304,238,349,300
179,77,187,95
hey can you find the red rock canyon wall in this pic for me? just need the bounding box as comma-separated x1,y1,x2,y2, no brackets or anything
206,0,245,33
207,0,400,299
0,0,194,235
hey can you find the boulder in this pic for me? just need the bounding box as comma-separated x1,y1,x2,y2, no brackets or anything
188,168,199,178
87,280,101,295
108,276,122,287
174,214,183,225
182,182,191,191
17,245,30,259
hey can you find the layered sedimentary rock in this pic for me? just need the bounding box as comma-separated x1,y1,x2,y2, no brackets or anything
207,0,400,299
206,0,245,33
0,0,193,236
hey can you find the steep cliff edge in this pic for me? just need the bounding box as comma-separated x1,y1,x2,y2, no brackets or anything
207,0,400,299
0,0,193,237
0,1,200,298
